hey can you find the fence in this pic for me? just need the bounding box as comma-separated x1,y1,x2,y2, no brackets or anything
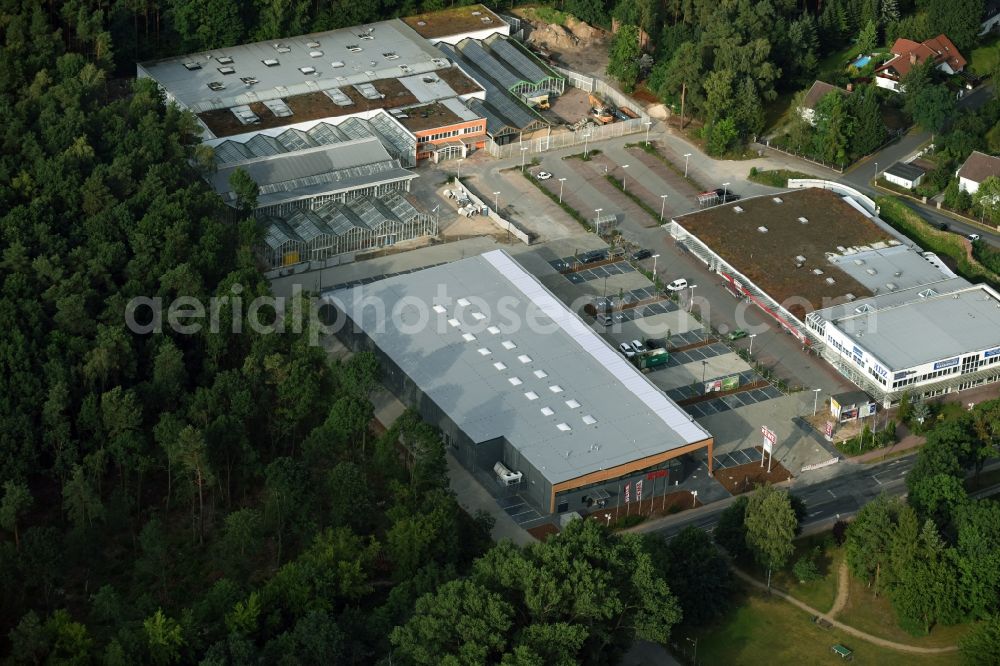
485,66,650,159
786,179,879,215
452,178,532,245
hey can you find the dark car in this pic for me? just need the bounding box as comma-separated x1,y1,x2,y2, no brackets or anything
581,250,607,263
631,249,652,261
714,188,741,203
938,222,949,231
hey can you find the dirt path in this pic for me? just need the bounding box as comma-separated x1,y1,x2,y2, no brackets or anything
731,566,959,654
828,560,850,618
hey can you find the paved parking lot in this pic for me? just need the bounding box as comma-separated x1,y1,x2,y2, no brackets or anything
667,342,731,365
686,386,785,419
497,495,547,528
712,446,764,471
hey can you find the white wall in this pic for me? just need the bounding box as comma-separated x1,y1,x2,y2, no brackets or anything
875,75,900,92
959,176,981,195
883,172,921,189
425,25,510,46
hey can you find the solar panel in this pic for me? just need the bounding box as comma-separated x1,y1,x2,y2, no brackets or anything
485,35,553,85
455,39,523,90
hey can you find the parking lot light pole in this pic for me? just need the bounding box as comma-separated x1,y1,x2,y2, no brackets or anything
687,637,698,664
722,181,731,201
875,162,879,180
584,132,592,158
520,146,528,172
684,153,692,178
595,208,603,236
813,388,823,416
652,253,660,276
659,194,669,221
748,333,757,356
622,164,629,191
644,120,652,145
558,177,566,203
688,284,698,312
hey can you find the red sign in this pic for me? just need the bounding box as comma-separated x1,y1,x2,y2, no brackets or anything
760,426,777,444
624,483,630,504
825,421,834,437
636,480,643,501
646,469,669,480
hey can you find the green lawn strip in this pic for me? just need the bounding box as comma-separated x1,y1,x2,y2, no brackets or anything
684,587,958,666
747,168,815,188
623,141,709,192
603,174,662,223
969,34,1000,75
563,149,602,161
519,171,593,232
875,196,1000,289
840,573,970,649
744,534,840,614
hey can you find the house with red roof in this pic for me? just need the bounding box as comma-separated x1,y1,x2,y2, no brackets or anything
874,34,966,93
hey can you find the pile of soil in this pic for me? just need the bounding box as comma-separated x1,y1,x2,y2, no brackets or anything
525,14,604,52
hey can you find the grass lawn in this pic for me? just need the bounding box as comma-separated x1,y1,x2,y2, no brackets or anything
840,574,970,648
746,534,842,614
969,34,1000,75
816,44,862,82
763,90,796,133
683,587,960,666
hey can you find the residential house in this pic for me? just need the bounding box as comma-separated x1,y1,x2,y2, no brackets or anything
797,80,850,125
882,161,925,189
957,151,1000,195
874,34,966,93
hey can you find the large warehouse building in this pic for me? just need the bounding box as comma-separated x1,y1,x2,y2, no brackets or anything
669,186,1000,404
332,250,714,515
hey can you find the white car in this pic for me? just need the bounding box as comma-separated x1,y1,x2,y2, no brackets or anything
536,171,553,180
967,233,981,242
618,342,635,358
630,339,647,353
666,278,689,292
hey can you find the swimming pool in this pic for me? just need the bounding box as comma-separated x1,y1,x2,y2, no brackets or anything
852,55,872,68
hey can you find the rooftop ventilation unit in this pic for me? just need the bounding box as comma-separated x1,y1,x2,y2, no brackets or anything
772,197,783,204
517,354,532,364
866,268,877,275
262,58,279,67
416,20,427,25
207,81,225,91
240,76,259,86
565,399,580,409
855,304,873,314
556,422,571,431
471,9,482,14
493,462,522,486
845,293,856,301
358,28,375,40
306,41,321,48
432,58,449,67
886,282,898,291
836,245,847,253
183,62,202,70
481,16,493,22
299,66,316,74
309,50,323,58
331,60,345,68
794,255,807,264
825,277,836,285
918,288,938,298
798,216,809,224
216,56,234,65
508,377,522,386
894,271,902,277
400,64,412,73
812,268,824,275
383,52,399,60
273,43,291,53
582,415,597,425
533,369,547,379
853,258,864,265
524,391,538,400
540,407,554,416
217,66,235,74
757,226,768,233
733,206,744,213
346,45,362,52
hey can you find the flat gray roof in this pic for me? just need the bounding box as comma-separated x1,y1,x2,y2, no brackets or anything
815,282,1000,370
826,245,954,293
885,161,925,181
138,19,445,112
333,250,710,484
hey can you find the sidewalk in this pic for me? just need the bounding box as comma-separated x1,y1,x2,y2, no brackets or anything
848,424,925,464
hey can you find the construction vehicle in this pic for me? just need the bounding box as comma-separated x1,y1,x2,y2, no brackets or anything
588,92,615,124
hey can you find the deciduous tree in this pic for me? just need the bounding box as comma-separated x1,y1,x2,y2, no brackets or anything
744,484,798,588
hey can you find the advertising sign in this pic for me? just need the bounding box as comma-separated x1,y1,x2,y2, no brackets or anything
840,408,859,421
646,469,669,480
624,483,630,504
761,426,777,444
934,357,960,370
722,375,740,391
830,396,842,419
635,480,643,502
763,438,773,454
985,347,1000,358
864,402,877,417
825,421,834,438
704,379,722,393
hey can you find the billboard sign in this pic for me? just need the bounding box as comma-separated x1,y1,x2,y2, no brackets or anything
624,483,630,504
636,480,643,501
864,402,877,417
830,396,842,419
646,469,668,480
824,421,834,438
985,347,1000,358
840,407,859,421
722,375,740,391
934,357,959,370
704,379,722,393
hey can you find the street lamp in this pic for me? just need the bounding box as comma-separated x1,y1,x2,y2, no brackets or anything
748,333,757,356
622,164,629,191
604,512,612,527
493,191,500,213
651,253,660,276
875,161,879,180
812,388,823,416
688,284,698,312
595,208,603,236
520,146,529,172
644,120,652,145
659,194,669,221
558,177,566,203
684,153,692,178
583,132,592,158
456,157,463,183
686,637,698,664
722,182,731,201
